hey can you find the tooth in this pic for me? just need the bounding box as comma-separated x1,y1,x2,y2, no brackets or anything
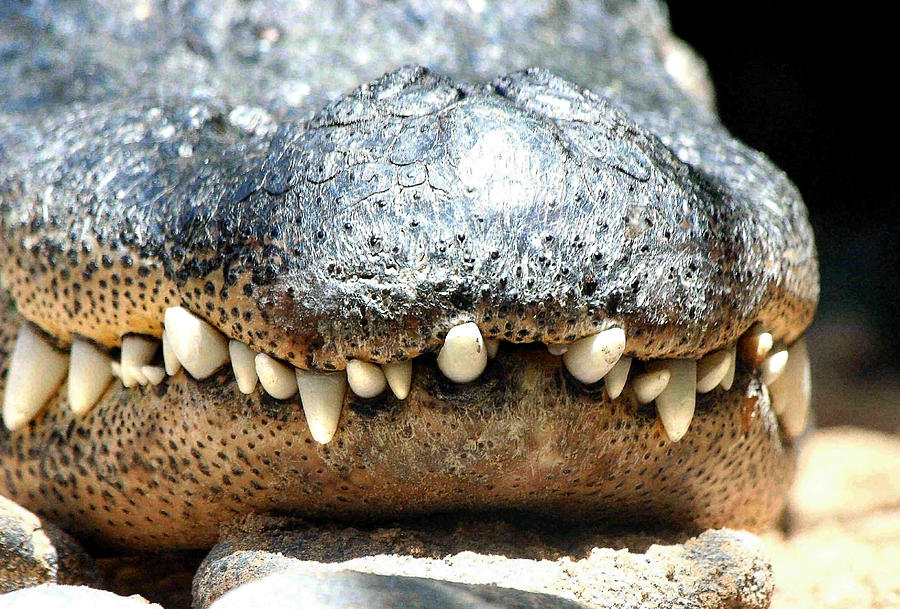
720,346,737,390
436,322,488,383
162,330,181,376
140,366,166,386
696,349,731,393
768,339,810,437
547,343,568,356
485,339,500,359
111,361,123,379
653,360,697,442
760,350,789,385
229,340,259,395
739,326,773,368
604,356,631,399
2,325,69,431
632,367,671,404
163,306,229,379
254,353,298,399
562,328,626,384
382,360,412,400
120,335,158,387
67,340,113,415
296,370,346,444
346,359,387,398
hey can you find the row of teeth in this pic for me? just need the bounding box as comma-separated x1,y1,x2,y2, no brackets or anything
0,306,810,444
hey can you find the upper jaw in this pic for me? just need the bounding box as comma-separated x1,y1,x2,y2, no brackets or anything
161,66,816,373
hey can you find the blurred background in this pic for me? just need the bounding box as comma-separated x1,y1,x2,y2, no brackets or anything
668,2,898,433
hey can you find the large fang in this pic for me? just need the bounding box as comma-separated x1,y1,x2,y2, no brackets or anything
163,306,229,379
67,339,113,415
162,330,181,376
652,360,697,442
767,338,811,437
739,326,773,368
254,353,298,399
382,360,412,400
760,350,789,385
436,322,488,383
346,359,387,398
120,335,157,387
562,328,626,384
296,370,346,444
696,349,731,393
229,340,259,395
2,325,69,431
632,367,671,404
604,356,631,399
719,346,737,390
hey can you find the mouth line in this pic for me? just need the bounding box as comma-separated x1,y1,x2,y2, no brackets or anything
1,302,811,446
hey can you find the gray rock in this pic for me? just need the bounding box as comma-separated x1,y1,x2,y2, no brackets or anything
195,517,773,609
0,496,101,593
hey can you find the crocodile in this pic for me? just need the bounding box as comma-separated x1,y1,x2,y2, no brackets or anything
0,0,817,604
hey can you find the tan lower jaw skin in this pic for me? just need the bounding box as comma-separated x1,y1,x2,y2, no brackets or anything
0,305,811,444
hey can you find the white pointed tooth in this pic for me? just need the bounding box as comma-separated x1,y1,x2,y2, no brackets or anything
296,370,346,444
140,366,166,386
562,328,626,384
739,326,773,368
696,350,731,393
761,350,789,385
2,325,69,431
67,340,113,415
653,360,696,442
163,306,229,379
632,367,671,404
111,361,123,380
436,322,488,383
547,343,568,356
162,330,181,376
120,335,158,387
768,339,811,438
229,340,259,395
604,356,631,399
719,346,737,390
346,359,387,398
254,353,298,399
382,360,412,400
485,339,500,359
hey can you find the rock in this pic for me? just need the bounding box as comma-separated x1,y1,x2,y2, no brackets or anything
194,517,773,609
0,584,161,608
209,571,592,609
0,495,102,593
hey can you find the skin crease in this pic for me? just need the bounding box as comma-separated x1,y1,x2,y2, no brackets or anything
0,1,817,551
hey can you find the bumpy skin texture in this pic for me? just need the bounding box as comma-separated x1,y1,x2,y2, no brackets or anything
0,0,816,550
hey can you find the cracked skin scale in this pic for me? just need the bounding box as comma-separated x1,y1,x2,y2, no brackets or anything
0,1,817,552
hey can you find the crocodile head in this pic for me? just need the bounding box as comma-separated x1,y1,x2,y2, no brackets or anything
0,1,817,550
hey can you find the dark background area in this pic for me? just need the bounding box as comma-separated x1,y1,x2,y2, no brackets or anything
667,3,898,431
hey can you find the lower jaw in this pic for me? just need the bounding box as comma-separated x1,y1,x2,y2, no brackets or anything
0,340,795,550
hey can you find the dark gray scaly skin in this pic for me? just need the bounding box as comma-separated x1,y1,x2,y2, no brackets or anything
0,1,816,551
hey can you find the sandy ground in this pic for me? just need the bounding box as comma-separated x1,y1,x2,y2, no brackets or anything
765,428,900,609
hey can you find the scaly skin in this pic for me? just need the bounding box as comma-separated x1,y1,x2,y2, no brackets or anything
0,0,816,551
